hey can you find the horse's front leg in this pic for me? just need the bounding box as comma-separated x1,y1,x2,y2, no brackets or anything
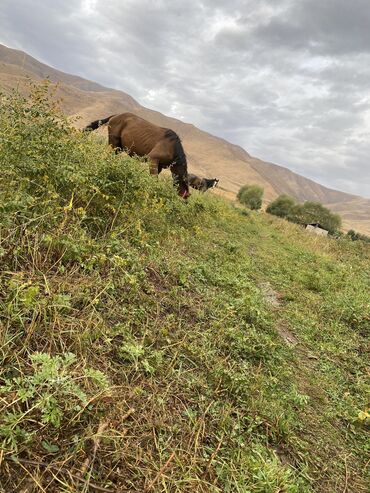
108,133,122,153
147,157,159,176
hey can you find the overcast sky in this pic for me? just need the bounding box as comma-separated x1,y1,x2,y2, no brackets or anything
1,0,369,198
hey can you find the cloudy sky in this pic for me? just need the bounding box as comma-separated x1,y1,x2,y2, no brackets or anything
1,0,369,198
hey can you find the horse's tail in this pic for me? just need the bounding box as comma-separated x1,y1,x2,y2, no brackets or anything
84,115,115,132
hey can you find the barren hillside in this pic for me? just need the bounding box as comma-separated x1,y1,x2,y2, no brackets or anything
1,43,369,234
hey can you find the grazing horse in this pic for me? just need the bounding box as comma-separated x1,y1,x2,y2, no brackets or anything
84,113,190,198
188,173,219,192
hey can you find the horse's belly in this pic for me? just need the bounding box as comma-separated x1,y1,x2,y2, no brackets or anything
121,140,146,156
122,138,155,157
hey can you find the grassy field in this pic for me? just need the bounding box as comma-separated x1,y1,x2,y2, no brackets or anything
0,84,369,492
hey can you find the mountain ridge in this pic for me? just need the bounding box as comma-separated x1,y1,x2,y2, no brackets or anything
1,43,369,234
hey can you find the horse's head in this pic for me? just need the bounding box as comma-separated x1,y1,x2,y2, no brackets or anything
178,178,190,199
213,179,219,188
170,162,190,199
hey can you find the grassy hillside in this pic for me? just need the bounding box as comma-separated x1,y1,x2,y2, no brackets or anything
0,84,369,493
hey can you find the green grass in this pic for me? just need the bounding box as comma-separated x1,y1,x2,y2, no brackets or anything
0,83,369,492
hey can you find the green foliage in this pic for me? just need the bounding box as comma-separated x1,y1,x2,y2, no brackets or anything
0,82,206,242
266,194,297,220
347,229,370,243
267,195,342,234
0,353,109,452
237,184,264,210
292,200,342,233
214,443,310,493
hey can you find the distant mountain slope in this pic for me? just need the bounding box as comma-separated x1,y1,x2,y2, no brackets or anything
1,43,369,234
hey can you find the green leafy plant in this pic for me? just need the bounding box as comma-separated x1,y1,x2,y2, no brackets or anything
237,184,264,210
0,353,109,452
266,194,297,219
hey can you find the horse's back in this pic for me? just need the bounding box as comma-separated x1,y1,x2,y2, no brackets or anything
109,112,140,129
109,113,176,158
109,113,164,133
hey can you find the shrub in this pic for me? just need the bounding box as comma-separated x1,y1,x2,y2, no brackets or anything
267,195,342,235
266,195,297,219
291,201,342,234
237,184,264,210
347,229,370,243
0,82,214,244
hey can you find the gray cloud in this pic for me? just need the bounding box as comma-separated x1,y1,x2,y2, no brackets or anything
254,0,370,56
0,0,369,198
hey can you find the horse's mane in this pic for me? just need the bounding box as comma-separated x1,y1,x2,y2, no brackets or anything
164,129,187,167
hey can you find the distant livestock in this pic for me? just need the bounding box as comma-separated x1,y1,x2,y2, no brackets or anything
84,113,190,199
188,174,219,192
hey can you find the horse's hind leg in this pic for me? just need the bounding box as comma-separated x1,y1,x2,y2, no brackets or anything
108,132,122,153
148,148,163,176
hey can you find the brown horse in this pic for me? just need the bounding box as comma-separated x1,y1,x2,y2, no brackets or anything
84,113,189,198
188,174,219,192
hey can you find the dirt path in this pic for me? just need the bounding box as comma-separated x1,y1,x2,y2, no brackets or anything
259,281,367,493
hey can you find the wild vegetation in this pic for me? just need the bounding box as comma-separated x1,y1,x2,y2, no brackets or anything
266,195,342,234
346,229,370,244
237,185,264,210
265,195,299,221
0,84,369,492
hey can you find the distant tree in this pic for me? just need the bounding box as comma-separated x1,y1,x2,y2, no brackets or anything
237,184,264,210
291,201,342,234
324,212,342,235
267,196,342,234
347,229,359,241
346,229,370,243
266,195,297,219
